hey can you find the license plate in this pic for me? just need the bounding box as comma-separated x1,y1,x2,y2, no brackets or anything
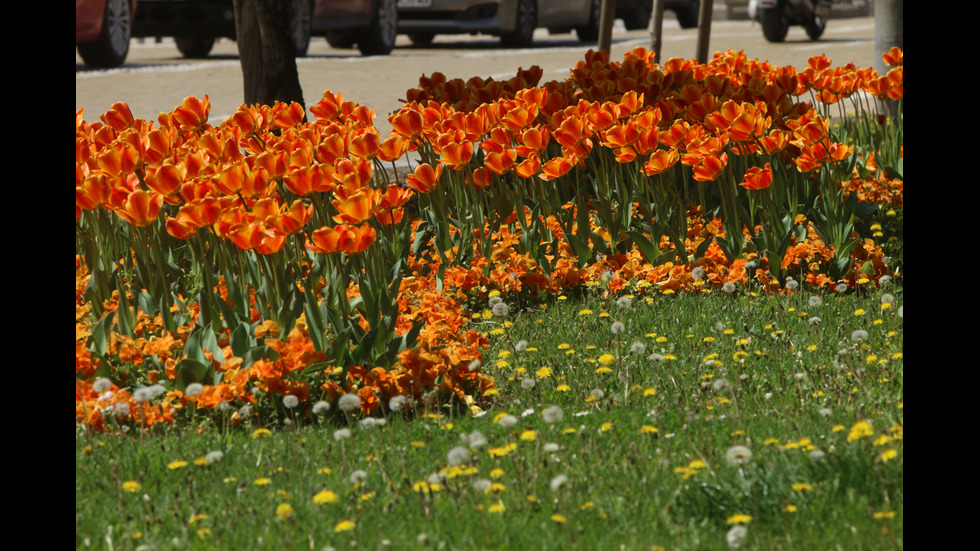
397,0,433,8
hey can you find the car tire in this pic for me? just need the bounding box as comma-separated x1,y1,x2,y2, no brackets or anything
760,8,789,42
77,0,132,68
804,15,826,41
623,0,653,30
175,36,216,58
501,0,536,48
326,32,357,49
575,0,601,42
674,0,700,29
291,0,314,56
408,33,436,47
358,0,398,56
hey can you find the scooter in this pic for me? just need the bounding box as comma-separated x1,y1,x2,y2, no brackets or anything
749,0,833,43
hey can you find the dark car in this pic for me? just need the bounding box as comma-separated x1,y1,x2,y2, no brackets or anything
619,0,701,30
76,0,138,68
132,0,397,58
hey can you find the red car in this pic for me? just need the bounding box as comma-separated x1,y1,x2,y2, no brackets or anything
76,0,138,68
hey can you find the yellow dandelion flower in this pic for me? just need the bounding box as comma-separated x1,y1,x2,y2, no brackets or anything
254,477,272,486
537,367,552,378
194,457,208,466
488,482,506,494
317,467,333,474
791,482,813,492
556,384,571,392
488,442,518,458
873,511,896,520
580,501,594,510
656,336,668,343
595,366,613,374
520,430,538,441
334,520,356,532
551,514,567,524
597,353,616,366
879,449,898,462
526,495,539,504
121,481,142,493
488,502,506,514
196,528,211,537
600,422,613,432
561,427,577,434
847,420,874,442
663,353,677,360
853,308,865,316
252,428,272,439
578,309,593,316
313,490,340,504
832,424,845,432
640,425,658,434
783,504,798,513
727,513,752,525
167,460,189,470
643,387,656,396
275,503,294,520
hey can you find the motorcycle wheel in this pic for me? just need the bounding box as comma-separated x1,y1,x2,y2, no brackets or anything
804,16,826,40
760,9,788,43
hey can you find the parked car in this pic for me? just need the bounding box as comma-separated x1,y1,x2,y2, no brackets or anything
396,0,602,47
613,0,701,31
131,0,397,58
76,0,138,68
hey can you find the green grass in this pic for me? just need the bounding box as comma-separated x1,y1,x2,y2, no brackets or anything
76,286,903,551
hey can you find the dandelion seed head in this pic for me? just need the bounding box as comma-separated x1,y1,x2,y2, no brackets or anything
616,296,632,308
589,388,605,401
488,296,503,307
725,445,753,466
808,316,821,325
521,378,536,390
93,378,113,394
648,352,665,362
333,428,351,441
133,387,154,403
184,383,204,397
466,431,488,449
712,378,731,394
692,267,706,281
808,449,826,462
808,296,822,307
349,470,367,484
880,293,895,305
544,442,560,453
491,302,509,318
550,474,569,491
897,305,903,318
468,359,482,372
282,395,299,409
205,450,224,464
542,405,564,424
723,281,737,294
359,417,381,430
447,446,471,466
338,393,362,413
497,414,518,428
115,402,130,417
850,330,868,342
313,400,331,416
515,339,528,352
389,395,408,412
726,525,748,548
784,278,798,291
472,479,492,493
836,283,849,294
611,321,625,335
819,407,833,418
630,342,646,355
879,275,892,286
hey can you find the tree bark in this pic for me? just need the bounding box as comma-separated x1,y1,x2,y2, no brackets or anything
233,0,305,110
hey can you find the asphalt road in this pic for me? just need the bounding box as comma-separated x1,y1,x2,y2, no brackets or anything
76,15,879,138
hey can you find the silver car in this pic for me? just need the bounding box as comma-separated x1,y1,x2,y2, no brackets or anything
396,0,601,47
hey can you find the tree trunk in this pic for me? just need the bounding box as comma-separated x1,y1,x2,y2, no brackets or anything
233,0,305,110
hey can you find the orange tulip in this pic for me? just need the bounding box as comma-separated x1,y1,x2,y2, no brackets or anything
114,190,164,227
345,222,377,254
144,163,183,197
437,141,473,169
692,152,728,182
349,131,381,160
471,166,494,189
882,46,903,66
378,136,410,161
273,200,313,235
100,101,135,131
310,90,343,121
76,174,113,211
332,187,380,224
484,149,518,175
515,155,540,179
273,101,306,128
389,107,424,139
406,163,443,193
307,225,355,255
172,95,210,132
539,155,575,181
316,133,348,165
643,148,680,176
739,163,774,191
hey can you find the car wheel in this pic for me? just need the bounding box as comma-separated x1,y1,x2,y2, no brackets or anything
804,15,826,41
575,0,600,42
358,0,398,55
760,8,789,42
408,33,436,47
674,0,700,29
623,0,652,30
291,0,314,56
326,32,357,49
77,0,132,68
501,0,536,48
175,36,216,58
